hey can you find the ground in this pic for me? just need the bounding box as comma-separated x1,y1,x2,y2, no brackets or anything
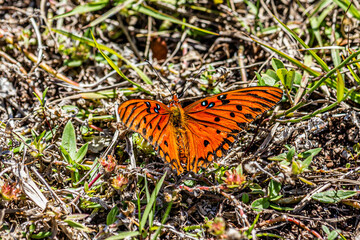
0,0,360,239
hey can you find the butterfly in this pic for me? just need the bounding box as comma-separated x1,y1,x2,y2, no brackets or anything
118,86,283,175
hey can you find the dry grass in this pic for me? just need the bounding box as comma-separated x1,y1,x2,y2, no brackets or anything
1,0,360,239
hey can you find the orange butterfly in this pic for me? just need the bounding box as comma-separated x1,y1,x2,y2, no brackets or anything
118,86,283,174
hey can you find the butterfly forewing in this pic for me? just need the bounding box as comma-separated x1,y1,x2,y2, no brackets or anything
183,86,283,171
118,99,183,172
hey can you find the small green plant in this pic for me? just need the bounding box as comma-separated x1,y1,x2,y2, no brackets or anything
58,30,92,67
60,120,89,183
251,180,292,211
29,129,52,157
106,173,171,240
322,225,340,240
353,142,360,160
268,145,322,175
33,87,48,108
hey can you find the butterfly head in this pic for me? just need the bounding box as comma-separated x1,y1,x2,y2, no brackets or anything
168,93,185,128
168,93,180,107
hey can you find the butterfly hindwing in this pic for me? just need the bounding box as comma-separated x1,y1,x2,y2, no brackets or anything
183,86,283,170
118,99,182,172
184,119,237,173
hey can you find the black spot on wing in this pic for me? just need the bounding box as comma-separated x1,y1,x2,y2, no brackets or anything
244,113,253,120
230,112,235,117
236,105,242,111
204,140,210,147
237,122,246,129
215,117,220,122
217,94,227,100
221,100,230,105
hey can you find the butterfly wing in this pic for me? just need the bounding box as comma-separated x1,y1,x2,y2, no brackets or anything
118,99,183,173
183,86,283,172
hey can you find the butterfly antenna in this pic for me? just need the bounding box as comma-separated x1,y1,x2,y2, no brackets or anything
144,59,173,95
179,67,207,98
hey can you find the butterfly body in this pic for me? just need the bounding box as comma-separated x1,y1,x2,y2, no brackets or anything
118,86,283,175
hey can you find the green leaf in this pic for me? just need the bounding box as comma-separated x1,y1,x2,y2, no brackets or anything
332,0,360,19
61,121,77,158
42,87,49,106
29,231,52,239
105,231,141,240
74,143,88,163
255,72,264,85
312,190,357,204
269,203,293,211
268,180,282,201
53,0,109,19
251,197,270,211
322,225,331,234
107,206,119,225
265,69,280,82
242,193,249,203
354,143,360,153
271,58,285,70
285,70,295,90
268,152,287,161
261,74,276,86
152,200,173,240
276,68,287,87
292,160,301,175
139,173,167,230
300,155,313,171
33,91,43,106
286,147,295,162
336,69,345,101
293,71,302,85
64,219,93,233
60,145,73,164
246,213,260,235
299,148,322,159
327,231,339,240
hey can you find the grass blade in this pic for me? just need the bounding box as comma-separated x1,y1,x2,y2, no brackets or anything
52,28,152,87
133,4,218,36
139,173,167,231
85,0,134,28
273,15,330,72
